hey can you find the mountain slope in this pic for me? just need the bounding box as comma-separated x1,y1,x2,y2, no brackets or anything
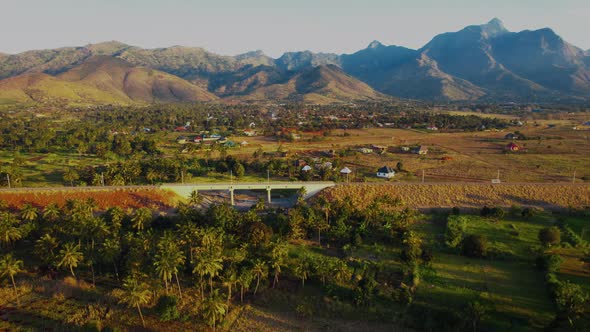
0,56,217,105
275,51,341,72
377,53,486,101
230,64,387,103
1,19,590,103
341,41,417,88
418,19,552,99
490,28,590,95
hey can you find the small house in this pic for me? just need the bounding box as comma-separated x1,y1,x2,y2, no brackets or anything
294,160,307,167
427,125,439,131
505,142,521,152
412,146,428,155
504,133,519,140
358,147,374,154
400,146,411,152
243,129,257,137
301,165,312,172
376,166,395,179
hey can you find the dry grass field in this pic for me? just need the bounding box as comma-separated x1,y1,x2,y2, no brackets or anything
319,183,590,210
185,117,590,184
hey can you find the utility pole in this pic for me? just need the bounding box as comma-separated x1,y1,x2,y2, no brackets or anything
573,170,576,184
101,173,105,187
267,169,270,185
422,170,425,183
181,169,184,184
230,170,233,184
6,173,10,189
497,169,500,181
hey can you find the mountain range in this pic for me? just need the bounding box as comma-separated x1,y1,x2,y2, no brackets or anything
1,18,589,105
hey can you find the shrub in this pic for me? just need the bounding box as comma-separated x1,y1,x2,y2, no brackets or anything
539,227,561,247
536,254,563,273
154,295,180,321
560,226,583,247
462,234,488,258
480,206,491,217
522,207,535,219
445,215,467,249
490,207,505,220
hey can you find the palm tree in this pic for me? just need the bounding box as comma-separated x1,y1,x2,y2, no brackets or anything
154,234,186,298
0,211,21,248
119,277,151,328
237,269,253,303
270,242,287,288
84,217,109,285
188,190,203,206
0,254,24,306
100,237,121,280
131,207,152,232
332,260,351,284
221,270,238,308
42,203,61,222
35,233,59,265
252,260,267,295
204,256,223,293
20,202,38,222
106,206,126,235
58,242,83,278
294,257,311,288
201,289,227,331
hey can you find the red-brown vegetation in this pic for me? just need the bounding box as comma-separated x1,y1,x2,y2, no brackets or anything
0,188,176,211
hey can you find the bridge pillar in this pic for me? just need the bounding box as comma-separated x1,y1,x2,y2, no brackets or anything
266,187,272,204
229,188,235,206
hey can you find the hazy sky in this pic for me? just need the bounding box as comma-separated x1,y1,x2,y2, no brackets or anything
1,0,589,57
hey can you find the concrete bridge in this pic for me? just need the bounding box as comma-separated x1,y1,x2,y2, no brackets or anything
160,181,335,205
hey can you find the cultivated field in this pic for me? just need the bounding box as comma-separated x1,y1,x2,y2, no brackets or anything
319,183,590,210
0,187,176,210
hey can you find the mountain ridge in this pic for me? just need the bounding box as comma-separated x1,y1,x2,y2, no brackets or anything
1,18,589,104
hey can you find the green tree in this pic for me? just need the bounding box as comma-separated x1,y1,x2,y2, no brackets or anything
131,207,152,232
119,276,152,328
58,242,83,278
35,234,59,266
462,235,488,258
464,301,488,332
154,234,186,298
0,212,21,247
188,190,203,206
42,203,61,222
252,260,268,295
0,254,24,306
201,289,227,331
270,241,288,288
237,268,253,303
20,202,38,222
294,256,311,288
539,226,561,247
555,281,589,326
445,215,467,249
63,168,80,186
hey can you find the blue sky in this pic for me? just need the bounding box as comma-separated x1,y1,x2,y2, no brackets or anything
1,0,589,57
